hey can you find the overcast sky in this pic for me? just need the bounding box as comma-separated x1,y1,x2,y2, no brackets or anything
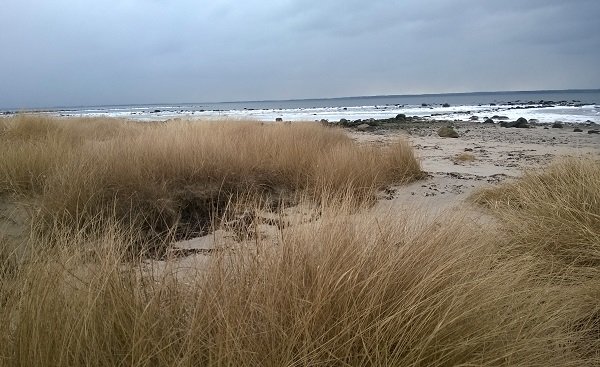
1,0,599,109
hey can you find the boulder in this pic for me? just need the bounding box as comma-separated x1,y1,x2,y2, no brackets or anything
395,113,406,120
469,116,479,121
484,118,495,124
339,118,349,125
573,128,583,132
492,115,509,120
588,130,600,134
514,117,530,128
356,124,371,131
437,126,459,138
552,122,563,128
275,117,283,122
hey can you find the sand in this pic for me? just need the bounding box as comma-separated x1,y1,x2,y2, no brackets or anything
348,122,600,222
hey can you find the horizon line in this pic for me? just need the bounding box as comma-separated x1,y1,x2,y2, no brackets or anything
3,87,599,111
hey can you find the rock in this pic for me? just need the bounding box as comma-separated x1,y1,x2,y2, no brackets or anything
421,103,428,107
573,128,583,132
469,116,479,121
552,122,563,128
356,124,371,131
339,118,349,125
442,103,451,108
437,126,459,138
588,130,600,134
395,113,406,120
464,148,473,152
320,119,329,125
514,117,530,128
492,115,509,120
484,118,494,124
529,119,539,124
153,109,161,113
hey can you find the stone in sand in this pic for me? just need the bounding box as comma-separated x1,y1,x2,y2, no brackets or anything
437,126,459,138
484,118,494,124
356,124,371,131
588,130,600,134
552,122,564,128
573,128,583,132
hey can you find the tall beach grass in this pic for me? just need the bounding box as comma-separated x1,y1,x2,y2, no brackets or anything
0,115,422,245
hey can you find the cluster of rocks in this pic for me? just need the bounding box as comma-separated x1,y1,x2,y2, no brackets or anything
500,117,532,128
335,113,420,129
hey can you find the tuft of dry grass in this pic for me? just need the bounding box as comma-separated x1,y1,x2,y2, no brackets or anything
0,201,596,366
0,115,422,245
473,158,600,269
453,152,476,163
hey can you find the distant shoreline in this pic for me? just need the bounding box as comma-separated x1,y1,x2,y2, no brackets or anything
2,88,599,112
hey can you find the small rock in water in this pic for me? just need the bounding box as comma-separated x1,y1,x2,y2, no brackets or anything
442,103,451,108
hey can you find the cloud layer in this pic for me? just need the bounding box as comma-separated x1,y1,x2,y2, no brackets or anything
1,0,599,108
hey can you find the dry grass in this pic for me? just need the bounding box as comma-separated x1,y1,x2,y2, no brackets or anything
1,117,599,365
453,152,476,163
0,202,597,366
0,115,422,245
473,158,600,269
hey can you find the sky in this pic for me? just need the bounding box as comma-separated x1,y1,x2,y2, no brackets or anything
1,0,599,109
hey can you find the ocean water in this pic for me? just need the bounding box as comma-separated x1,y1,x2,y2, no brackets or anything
5,89,600,124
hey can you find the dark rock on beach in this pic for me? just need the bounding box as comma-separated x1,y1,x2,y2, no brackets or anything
589,130,600,134
484,118,494,124
573,128,583,132
437,126,459,138
275,117,283,122
552,122,563,128
501,117,530,128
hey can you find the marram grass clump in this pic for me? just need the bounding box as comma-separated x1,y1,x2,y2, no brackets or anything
0,115,422,244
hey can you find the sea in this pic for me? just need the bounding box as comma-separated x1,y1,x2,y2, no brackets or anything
4,89,600,125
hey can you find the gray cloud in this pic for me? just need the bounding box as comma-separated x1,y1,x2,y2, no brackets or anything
1,0,599,109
